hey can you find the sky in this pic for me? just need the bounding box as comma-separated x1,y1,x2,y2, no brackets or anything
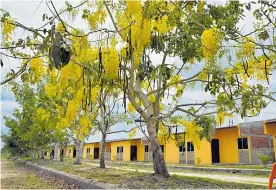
1,0,276,146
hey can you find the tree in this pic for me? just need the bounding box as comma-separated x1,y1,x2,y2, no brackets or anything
1,0,275,177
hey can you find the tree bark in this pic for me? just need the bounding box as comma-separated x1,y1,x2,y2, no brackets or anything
60,148,64,162
40,148,44,159
147,120,169,177
100,132,107,168
79,140,85,159
74,139,81,165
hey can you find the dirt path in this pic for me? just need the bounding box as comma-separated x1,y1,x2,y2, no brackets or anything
85,162,268,187
1,159,77,189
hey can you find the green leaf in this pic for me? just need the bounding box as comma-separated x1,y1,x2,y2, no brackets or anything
197,1,204,14
258,30,269,41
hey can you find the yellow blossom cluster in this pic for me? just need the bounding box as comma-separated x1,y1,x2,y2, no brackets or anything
152,15,171,35
44,83,57,98
181,120,201,148
102,47,119,79
240,36,255,57
158,124,168,144
2,18,15,41
36,107,50,122
216,111,225,125
59,62,82,87
56,22,66,33
168,75,182,87
216,111,232,125
80,112,90,128
148,94,156,102
128,127,137,140
225,55,272,84
91,85,100,103
127,102,135,113
201,27,221,60
87,9,107,29
30,57,45,82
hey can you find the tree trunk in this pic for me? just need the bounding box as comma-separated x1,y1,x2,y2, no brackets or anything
74,139,81,165
60,148,64,162
100,132,107,168
147,120,169,178
40,148,44,159
79,140,85,159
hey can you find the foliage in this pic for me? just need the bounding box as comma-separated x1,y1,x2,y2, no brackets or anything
1,0,276,176
195,157,202,165
257,153,271,165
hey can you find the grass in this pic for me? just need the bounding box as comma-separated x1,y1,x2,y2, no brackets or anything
28,158,267,189
1,159,58,189
85,159,272,170
97,163,269,178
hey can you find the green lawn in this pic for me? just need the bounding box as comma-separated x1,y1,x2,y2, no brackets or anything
84,159,272,170
1,159,58,189
27,158,266,189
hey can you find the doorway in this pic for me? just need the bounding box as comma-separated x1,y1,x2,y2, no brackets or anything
211,139,220,163
130,146,137,161
94,148,99,159
73,149,76,158
51,149,54,159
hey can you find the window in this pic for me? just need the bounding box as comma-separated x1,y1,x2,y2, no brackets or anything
179,144,185,152
69,149,71,153
87,148,90,153
160,145,164,153
145,145,149,153
238,138,248,149
187,142,194,152
117,146,123,153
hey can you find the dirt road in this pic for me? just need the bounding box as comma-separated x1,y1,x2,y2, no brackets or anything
1,159,77,189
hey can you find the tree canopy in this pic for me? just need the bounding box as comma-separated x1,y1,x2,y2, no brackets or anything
1,0,275,177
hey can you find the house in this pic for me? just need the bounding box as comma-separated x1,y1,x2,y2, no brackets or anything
264,119,276,161
78,119,276,165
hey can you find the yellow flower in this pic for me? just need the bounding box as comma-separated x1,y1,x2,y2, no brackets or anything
36,107,50,122
91,85,100,103
44,83,56,98
56,22,65,33
149,94,156,102
181,120,201,148
2,18,15,41
30,57,45,82
201,27,221,60
87,9,107,29
216,112,225,125
128,102,135,113
103,47,120,79
241,37,255,56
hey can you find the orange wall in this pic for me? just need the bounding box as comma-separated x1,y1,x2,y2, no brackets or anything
164,139,179,164
130,139,144,161
212,127,239,164
194,138,212,165
111,140,131,161
264,123,276,160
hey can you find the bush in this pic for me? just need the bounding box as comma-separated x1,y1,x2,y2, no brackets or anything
195,157,202,165
257,153,271,165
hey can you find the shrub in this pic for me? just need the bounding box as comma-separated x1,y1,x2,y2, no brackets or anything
257,153,271,165
195,157,202,165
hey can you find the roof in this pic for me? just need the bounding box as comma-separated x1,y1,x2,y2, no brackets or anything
106,137,141,143
265,118,276,124
215,125,237,130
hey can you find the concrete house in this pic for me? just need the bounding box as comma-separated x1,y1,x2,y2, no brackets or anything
74,119,276,165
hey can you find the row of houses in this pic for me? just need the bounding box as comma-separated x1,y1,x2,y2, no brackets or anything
50,119,276,165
